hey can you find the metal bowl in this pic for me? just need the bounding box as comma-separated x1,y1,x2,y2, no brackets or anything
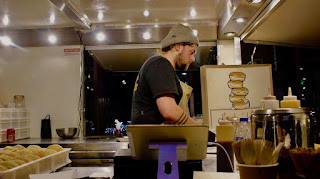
56,128,78,139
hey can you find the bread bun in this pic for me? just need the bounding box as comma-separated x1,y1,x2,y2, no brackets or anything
0,164,7,171
0,161,19,169
13,145,25,151
47,144,63,152
232,100,250,110
231,87,249,96
229,94,245,102
229,72,246,81
0,155,13,161
228,80,243,89
17,149,33,156
13,156,32,163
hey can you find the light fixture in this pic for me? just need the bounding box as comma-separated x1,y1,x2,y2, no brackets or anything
96,32,105,41
233,17,247,23
154,24,158,28
302,94,304,97
224,32,236,37
87,86,89,89
1,36,12,46
50,14,55,23
181,73,187,76
247,0,262,3
98,12,103,20
125,24,131,29
190,9,196,17
302,78,306,80
142,32,151,40
143,10,149,17
2,15,9,26
88,74,91,79
183,23,189,26
48,35,57,43
122,80,127,85
193,30,198,36
303,87,306,90
300,68,304,71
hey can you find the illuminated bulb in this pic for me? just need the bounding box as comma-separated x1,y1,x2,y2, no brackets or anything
98,12,103,20
154,24,158,28
224,32,236,37
143,10,149,17
48,35,57,43
96,32,105,41
142,32,151,40
125,24,131,29
251,0,262,3
2,15,9,26
233,17,247,23
193,30,198,36
50,14,55,23
190,9,196,17
1,36,12,46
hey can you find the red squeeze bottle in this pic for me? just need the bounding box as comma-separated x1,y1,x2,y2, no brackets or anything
7,128,15,142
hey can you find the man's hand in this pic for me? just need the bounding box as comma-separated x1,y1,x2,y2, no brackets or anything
156,94,198,125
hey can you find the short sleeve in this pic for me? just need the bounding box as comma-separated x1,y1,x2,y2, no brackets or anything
144,58,179,99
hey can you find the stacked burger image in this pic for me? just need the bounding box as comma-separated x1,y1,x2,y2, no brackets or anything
228,72,250,110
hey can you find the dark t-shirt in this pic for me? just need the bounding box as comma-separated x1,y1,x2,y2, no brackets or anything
131,55,183,124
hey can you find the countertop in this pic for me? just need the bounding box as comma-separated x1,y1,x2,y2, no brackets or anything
0,137,120,145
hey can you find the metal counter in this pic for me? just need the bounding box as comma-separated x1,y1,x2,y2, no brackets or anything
0,137,129,167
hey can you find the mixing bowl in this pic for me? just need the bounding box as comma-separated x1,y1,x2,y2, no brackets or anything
56,128,78,139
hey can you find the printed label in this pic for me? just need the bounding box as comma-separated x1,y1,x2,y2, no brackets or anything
236,137,244,141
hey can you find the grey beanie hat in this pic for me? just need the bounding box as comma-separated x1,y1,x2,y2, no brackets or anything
160,24,199,49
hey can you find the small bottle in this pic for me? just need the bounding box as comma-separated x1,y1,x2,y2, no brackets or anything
280,87,300,108
235,118,251,141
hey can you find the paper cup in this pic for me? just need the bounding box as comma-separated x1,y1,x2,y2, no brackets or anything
238,163,279,179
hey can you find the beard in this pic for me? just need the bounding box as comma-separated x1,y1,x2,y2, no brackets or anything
175,53,190,71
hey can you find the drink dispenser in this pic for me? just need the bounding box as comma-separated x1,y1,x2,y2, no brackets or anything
251,108,312,148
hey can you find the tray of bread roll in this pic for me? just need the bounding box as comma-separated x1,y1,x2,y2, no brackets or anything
0,144,71,179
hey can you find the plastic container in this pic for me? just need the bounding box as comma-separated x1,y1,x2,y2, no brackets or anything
235,118,251,141
0,148,71,179
13,95,25,108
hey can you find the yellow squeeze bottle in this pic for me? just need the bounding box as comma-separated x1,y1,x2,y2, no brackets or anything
280,87,301,108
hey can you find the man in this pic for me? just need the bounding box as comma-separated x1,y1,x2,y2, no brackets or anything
131,24,199,125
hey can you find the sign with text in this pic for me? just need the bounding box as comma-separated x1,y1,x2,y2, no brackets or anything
64,48,80,56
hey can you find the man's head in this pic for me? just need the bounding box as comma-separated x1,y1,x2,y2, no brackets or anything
160,24,199,71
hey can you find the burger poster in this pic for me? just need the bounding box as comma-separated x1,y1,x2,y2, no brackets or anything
200,65,273,129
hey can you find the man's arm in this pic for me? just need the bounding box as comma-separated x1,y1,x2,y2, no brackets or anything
156,94,198,125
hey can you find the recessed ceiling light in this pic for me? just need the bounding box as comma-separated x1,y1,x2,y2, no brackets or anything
50,14,55,23
125,24,131,29
193,30,198,36
2,15,9,26
48,35,57,43
1,36,12,46
233,17,247,23
143,10,149,17
96,32,105,41
98,12,103,20
190,9,196,17
247,0,262,3
224,32,236,37
142,32,151,40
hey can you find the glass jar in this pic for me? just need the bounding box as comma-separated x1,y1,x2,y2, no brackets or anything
14,95,25,108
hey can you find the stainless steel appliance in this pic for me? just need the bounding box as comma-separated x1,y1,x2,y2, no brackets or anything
251,108,312,148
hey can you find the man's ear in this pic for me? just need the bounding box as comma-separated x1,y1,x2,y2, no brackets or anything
174,44,183,53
